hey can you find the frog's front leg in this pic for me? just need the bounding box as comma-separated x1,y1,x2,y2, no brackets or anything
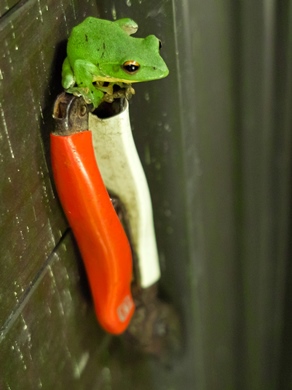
62,57,75,89
63,59,104,108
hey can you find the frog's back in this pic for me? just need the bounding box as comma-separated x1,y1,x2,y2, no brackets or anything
67,17,122,63
72,17,111,39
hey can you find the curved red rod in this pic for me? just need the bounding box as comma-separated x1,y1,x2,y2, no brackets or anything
51,130,134,334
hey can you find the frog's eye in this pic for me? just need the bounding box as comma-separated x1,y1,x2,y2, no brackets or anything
123,61,140,74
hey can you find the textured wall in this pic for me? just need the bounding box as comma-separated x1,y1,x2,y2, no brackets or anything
1,0,292,389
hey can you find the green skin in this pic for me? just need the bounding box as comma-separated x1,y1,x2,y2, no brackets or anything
62,17,169,108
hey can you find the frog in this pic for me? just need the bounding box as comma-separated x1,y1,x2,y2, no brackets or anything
62,17,169,108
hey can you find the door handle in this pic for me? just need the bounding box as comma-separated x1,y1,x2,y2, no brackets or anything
51,93,134,334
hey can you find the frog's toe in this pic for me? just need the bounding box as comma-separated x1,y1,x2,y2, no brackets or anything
65,86,104,108
62,75,75,89
72,91,92,104
65,86,91,104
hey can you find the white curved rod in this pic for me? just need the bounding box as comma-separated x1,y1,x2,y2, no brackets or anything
89,101,160,288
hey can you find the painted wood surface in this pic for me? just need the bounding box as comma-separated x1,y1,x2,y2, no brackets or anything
0,0,193,388
1,0,291,388
0,0,96,332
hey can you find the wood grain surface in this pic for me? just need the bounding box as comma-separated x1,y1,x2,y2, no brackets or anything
0,1,192,388
1,0,291,389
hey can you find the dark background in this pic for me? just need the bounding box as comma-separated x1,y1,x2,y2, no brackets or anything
0,0,291,388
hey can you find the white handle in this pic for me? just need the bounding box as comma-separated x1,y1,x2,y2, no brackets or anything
89,101,160,288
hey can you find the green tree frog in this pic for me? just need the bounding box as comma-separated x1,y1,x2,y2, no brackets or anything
62,17,169,108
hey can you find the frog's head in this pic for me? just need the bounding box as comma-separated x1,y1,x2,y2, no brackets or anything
99,34,169,83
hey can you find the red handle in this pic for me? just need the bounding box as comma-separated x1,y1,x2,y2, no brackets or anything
50,130,134,334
